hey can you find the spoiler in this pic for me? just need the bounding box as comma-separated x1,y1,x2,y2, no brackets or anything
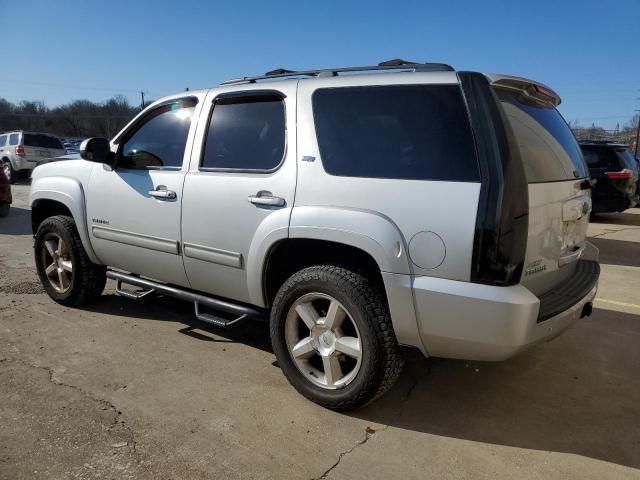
486,73,561,107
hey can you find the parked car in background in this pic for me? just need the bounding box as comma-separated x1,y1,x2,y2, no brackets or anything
0,131,66,183
580,142,639,213
62,138,82,155
0,166,11,217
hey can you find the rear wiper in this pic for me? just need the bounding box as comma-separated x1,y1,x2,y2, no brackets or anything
579,179,597,190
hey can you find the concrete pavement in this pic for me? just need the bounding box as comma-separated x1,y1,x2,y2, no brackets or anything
1,183,639,479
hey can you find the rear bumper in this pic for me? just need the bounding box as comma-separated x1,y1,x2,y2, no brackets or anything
11,157,37,172
402,259,599,361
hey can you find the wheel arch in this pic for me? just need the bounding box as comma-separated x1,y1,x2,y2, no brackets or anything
30,177,102,265
248,206,422,351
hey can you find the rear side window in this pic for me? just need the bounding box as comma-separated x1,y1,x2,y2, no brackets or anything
9,134,19,146
24,133,63,149
201,94,285,171
619,148,639,172
312,85,479,181
496,89,588,182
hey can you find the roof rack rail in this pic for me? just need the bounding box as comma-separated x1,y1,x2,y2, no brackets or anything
220,59,454,85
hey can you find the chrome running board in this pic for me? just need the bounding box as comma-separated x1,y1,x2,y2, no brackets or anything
107,270,261,328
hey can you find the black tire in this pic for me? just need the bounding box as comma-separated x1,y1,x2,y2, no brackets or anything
0,203,9,217
3,161,17,184
34,215,106,306
270,265,403,410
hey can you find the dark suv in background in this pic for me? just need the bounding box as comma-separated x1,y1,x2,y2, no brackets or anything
580,142,639,213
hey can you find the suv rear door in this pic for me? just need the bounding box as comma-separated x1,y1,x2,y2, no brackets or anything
491,76,591,295
181,84,297,304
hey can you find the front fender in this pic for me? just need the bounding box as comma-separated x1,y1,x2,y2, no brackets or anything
30,176,102,265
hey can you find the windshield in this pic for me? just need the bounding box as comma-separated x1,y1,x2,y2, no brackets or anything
496,89,588,182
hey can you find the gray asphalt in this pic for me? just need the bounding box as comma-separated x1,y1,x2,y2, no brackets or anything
1,183,639,480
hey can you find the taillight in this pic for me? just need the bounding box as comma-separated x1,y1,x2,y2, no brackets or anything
605,169,633,180
533,84,561,105
15,146,25,157
459,72,529,286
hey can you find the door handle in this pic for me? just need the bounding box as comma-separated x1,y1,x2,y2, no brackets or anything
149,185,177,200
248,191,285,207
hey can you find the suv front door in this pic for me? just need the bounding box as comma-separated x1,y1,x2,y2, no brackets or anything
86,96,202,287
181,85,297,304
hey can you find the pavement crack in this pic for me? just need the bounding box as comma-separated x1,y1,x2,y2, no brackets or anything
1,356,141,459
589,226,640,239
312,428,376,480
313,374,421,480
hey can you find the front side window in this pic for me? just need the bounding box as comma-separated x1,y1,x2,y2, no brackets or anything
312,85,479,181
119,98,196,169
0,135,7,147
201,94,285,171
9,133,19,146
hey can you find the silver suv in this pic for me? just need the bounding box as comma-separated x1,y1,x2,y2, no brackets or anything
1,130,66,183
29,60,600,409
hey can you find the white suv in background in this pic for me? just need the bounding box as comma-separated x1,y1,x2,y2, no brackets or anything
29,60,599,409
0,131,66,183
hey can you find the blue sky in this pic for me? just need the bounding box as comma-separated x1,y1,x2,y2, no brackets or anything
0,0,638,129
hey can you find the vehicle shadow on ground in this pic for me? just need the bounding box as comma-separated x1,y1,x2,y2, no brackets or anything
591,210,640,227
354,307,640,470
588,237,640,267
84,292,273,353
0,207,32,236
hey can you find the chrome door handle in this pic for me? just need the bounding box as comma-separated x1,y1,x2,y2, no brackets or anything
248,191,285,207
149,185,176,200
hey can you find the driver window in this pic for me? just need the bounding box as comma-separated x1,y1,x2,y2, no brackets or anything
119,98,197,169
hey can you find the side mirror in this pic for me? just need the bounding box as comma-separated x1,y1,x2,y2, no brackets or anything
80,138,112,164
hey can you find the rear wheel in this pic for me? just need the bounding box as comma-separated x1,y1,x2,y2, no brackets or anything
34,215,106,306
3,161,17,184
270,265,403,410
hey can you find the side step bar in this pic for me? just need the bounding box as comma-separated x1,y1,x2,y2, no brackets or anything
106,270,263,329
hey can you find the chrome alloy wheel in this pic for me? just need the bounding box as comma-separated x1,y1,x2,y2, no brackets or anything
285,292,362,389
40,233,73,293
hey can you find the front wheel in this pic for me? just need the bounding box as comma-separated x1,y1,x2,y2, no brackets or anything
34,215,106,306
270,265,403,410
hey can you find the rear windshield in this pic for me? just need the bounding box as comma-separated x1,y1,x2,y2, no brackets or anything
312,85,479,182
581,146,639,172
496,89,588,182
24,133,63,149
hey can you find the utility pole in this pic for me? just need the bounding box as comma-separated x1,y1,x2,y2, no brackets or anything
140,91,145,111
635,108,640,158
